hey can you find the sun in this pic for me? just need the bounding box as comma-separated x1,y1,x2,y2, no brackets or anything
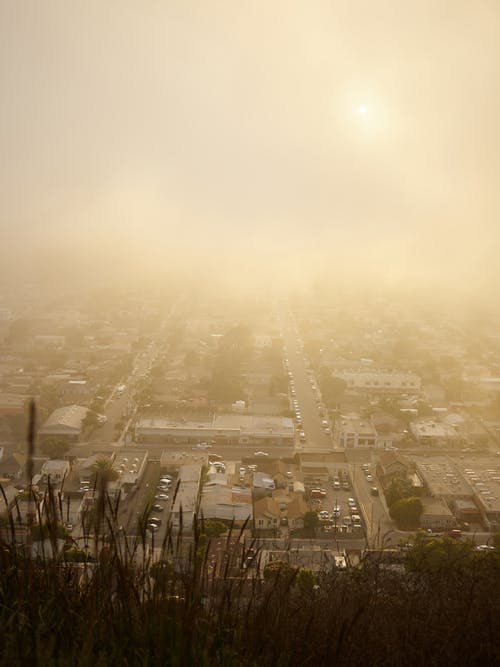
358,105,367,115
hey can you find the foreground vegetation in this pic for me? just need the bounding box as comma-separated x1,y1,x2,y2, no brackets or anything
1,407,498,665
0,502,498,666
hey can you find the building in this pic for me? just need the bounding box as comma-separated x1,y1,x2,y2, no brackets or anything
200,484,252,523
135,414,294,447
0,393,26,416
332,369,421,394
419,497,456,531
253,496,281,534
376,452,414,487
252,472,276,490
336,416,394,449
62,380,94,402
39,405,88,442
410,420,463,449
40,459,70,484
170,464,202,531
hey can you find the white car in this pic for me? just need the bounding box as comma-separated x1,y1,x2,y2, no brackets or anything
254,451,269,457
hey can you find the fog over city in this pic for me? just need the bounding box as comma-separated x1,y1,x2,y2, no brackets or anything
1,1,499,293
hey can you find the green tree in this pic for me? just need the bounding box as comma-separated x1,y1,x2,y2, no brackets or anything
64,547,92,562
385,478,415,507
40,437,70,459
389,497,423,529
200,519,227,538
303,511,320,533
263,559,297,584
407,533,477,573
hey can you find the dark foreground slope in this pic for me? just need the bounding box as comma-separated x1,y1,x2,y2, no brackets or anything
0,526,498,667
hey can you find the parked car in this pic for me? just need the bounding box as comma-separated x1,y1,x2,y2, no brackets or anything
148,517,162,525
152,504,164,512
254,452,269,457
155,493,169,500
370,487,379,496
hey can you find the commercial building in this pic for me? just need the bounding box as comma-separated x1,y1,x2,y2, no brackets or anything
337,416,394,449
170,464,202,531
39,405,88,442
410,420,463,449
135,414,294,447
332,369,421,394
420,497,456,531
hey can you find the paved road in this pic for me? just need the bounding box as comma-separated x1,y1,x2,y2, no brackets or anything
280,320,333,451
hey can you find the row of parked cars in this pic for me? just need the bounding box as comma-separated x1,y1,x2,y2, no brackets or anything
148,473,173,533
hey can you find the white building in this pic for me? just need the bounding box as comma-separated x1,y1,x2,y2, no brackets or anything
333,369,421,394
136,414,294,447
41,459,70,484
336,416,394,449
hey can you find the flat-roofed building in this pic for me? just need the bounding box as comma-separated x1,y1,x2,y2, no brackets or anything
0,393,26,416
170,464,202,531
200,485,252,523
415,457,472,498
337,416,394,449
410,420,463,449
420,497,456,531
333,369,421,394
40,459,70,484
136,414,294,447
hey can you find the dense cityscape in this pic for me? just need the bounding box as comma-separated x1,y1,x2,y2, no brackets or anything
1,1,500,664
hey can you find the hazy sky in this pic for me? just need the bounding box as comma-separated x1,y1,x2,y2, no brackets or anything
1,1,499,289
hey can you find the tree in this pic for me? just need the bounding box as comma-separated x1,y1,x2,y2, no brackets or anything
319,371,347,407
303,511,320,533
92,458,118,486
385,478,415,507
263,559,297,584
200,519,227,538
389,497,423,529
40,437,70,459
82,411,98,430
407,533,477,573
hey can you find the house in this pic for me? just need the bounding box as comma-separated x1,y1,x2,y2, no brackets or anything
283,495,309,529
253,496,281,533
376,452,414,487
